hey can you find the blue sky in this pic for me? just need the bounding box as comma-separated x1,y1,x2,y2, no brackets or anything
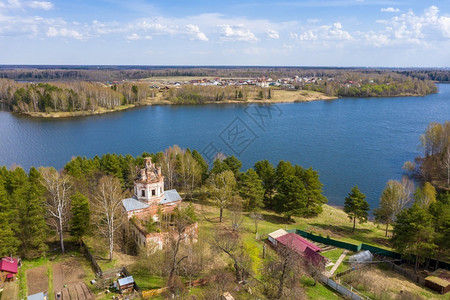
1,0,450,66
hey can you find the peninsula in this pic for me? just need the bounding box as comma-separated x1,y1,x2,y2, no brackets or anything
0,66,442,118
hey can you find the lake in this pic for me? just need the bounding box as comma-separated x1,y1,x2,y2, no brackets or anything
1,84,449,209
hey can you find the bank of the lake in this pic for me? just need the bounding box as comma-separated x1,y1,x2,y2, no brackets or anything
18,89,337,118
0,84,449,209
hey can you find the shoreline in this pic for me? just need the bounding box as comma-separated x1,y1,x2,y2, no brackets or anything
17,90,338,119
12,89,433,119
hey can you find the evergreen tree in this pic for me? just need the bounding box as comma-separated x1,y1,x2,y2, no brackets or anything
273,175,306,221
0,173,20,256
223,156,242,177
238,169,265,211
18,168,48,258
254,160,276,208
301,167,327,217
191,150,209,183
392,204,436,273
69,191,90,243
344,186,370,232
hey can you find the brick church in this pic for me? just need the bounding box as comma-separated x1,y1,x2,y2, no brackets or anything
121,157,197,249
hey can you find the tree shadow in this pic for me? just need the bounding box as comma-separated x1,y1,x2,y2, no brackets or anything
310,223,374,235
261,213,292,225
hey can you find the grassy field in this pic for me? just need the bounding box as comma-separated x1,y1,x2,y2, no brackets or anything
342,264,449,300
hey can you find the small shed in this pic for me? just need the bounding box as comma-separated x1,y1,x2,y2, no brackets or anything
268,229,288,246
0,257,19,282
118,276,134,294
425,269,450,294
348,250,373,264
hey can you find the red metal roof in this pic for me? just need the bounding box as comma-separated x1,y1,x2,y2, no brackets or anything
0,257,18,274
276,233,322,254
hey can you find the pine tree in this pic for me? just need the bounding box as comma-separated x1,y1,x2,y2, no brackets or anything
254,160,276,208
17,168,48,258
301,167,327,217
239,169,265,211
344,186,370,232
0,172,20,256
69,191,90,243
392,204,436,273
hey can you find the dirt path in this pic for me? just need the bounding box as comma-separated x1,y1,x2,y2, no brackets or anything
26,265,48,295
1,282,18,300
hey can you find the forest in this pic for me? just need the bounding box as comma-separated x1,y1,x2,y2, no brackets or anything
0,79,150,113
0,66,449,83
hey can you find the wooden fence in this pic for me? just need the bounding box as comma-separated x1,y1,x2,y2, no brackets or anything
80,240,103,277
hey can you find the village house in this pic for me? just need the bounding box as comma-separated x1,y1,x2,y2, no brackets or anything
121,158,198,249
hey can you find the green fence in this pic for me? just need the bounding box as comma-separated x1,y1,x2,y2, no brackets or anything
361,243,401,259
294,229,361,252
293,229,449,270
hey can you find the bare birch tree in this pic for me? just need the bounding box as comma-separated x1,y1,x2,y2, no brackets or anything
39,167,72,253
177,150,201,200
93,175,125,261
444,147,450,187
208,170,236,223
161,145,182,189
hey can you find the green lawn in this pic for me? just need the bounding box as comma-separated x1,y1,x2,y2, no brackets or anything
301,276,343,299
133,275,166,290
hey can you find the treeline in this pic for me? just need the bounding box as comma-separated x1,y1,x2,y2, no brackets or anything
372,121,450,271
405,121,450,190
302,72,437,97
397,70,450,83
0,79,149,113
65,145,327,217
166,85,271,104
0,66,448,83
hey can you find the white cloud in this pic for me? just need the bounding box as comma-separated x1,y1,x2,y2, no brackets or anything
127,33,140,40
293,22,352,42
266,29,279,39
185,24,208,41
133,21,208,41
46,26,84,39
218,24,258,42
371,6,450,46
381,7,399,13
365,32,389,47
0,0,54,10
28,1,53,10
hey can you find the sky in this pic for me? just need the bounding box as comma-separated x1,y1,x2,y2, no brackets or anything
1,0,450,67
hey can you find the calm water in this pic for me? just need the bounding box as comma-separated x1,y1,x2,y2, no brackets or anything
1,84,449,209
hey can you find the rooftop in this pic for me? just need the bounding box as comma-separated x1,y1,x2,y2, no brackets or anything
160,189,182,205
118,275,134,286
276,233,322,254
122,197,149,212
268,229,288,240
0,257,18,274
